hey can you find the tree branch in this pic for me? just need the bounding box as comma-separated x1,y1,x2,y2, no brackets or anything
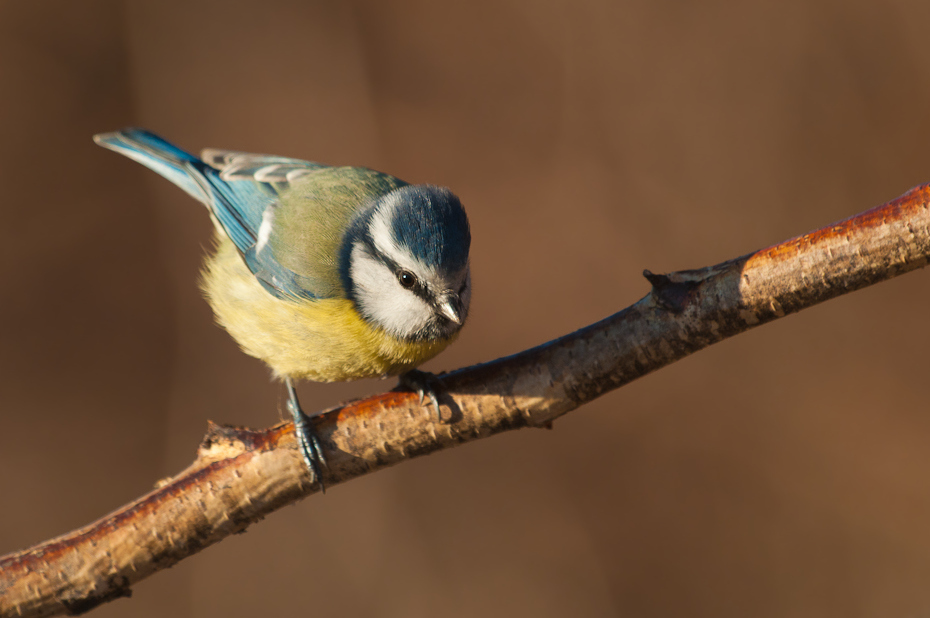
2,184,929,618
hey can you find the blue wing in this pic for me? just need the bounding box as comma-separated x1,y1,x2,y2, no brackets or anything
94,128,327,300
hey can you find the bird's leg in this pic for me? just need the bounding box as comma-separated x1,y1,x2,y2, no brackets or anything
285,377,327,491
398,369,444,421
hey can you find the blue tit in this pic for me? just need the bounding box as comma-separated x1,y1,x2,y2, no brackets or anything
94,128,471,486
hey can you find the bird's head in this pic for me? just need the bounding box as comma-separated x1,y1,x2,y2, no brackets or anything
341,185,471,342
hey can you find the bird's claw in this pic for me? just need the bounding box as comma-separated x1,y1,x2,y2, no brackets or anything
286,379,327,492
399,369,444,421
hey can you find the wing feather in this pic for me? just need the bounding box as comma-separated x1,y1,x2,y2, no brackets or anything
95,129,330,300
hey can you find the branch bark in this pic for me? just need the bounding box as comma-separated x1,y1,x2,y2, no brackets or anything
2,184,929,617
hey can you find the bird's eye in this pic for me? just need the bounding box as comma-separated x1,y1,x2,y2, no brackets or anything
397,270,418,289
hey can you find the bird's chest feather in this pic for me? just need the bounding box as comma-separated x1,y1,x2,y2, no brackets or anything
201,236,455,381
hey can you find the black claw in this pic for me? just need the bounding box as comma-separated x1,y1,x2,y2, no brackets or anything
286,378,326,492
427,391,440,413
399,369,444,422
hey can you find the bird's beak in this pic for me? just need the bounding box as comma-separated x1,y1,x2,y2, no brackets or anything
437,296,462,325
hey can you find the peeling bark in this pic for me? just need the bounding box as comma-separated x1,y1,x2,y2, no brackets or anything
2,185,929,618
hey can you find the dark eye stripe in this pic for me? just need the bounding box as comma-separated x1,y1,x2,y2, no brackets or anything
359,232,434,301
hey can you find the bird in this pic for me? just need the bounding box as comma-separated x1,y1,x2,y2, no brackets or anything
94,128,471,488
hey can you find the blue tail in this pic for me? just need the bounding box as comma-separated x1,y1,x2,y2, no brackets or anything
93,128,274,256
93,129,211,203
95,128,322,301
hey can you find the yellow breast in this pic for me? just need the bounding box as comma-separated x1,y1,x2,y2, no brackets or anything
200,236,457,381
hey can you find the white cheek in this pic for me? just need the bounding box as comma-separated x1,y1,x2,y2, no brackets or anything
350,246,434,338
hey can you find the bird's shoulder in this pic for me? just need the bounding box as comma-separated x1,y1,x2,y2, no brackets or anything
270,166,408,298
279,165,406,217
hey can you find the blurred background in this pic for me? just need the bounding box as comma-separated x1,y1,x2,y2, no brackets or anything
2,1,930,616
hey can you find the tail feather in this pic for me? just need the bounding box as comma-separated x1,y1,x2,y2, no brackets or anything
94,128,323,301
93,128,276,255
93,129,211,205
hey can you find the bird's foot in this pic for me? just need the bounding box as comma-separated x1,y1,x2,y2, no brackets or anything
285,378,327,491
398,369,445,421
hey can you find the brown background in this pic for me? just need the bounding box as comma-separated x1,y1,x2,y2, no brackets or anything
2,1,930,616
